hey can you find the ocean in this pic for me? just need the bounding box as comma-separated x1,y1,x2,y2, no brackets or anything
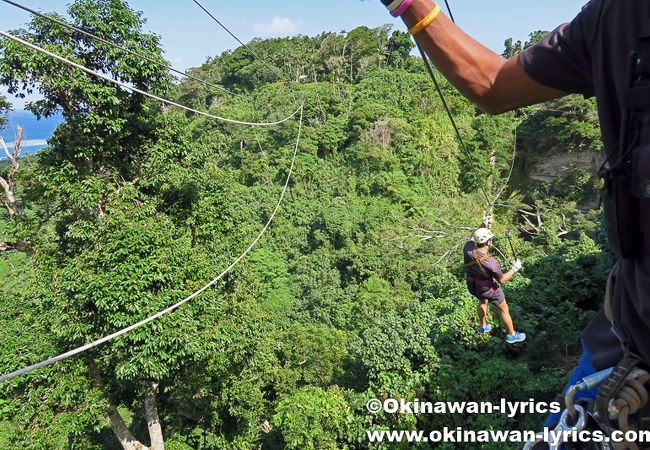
0,110,63,156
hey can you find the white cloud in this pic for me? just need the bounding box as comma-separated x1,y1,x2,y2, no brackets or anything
252,17,302,36
3,139,47,148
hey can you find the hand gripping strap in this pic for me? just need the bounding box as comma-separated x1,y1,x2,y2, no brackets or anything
596,355,640,431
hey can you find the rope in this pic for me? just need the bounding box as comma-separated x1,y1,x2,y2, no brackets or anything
0,100,305,384
0,0,264,107
0,30,302,127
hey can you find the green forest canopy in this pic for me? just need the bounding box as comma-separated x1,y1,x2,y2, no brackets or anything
0,1,609,448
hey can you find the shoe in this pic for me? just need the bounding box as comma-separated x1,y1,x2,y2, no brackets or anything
506,331,526,343
478,323,492,334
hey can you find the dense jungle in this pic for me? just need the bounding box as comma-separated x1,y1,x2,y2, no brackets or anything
0,0,610,448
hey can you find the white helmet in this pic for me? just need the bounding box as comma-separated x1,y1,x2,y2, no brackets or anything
473,228,494,245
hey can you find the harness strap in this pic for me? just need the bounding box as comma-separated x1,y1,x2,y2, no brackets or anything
596,355,640,432
465,248,490,279
622,85,650,109
604,263,629,346
467,276,491,283
464,253,490,266
604,262,617,322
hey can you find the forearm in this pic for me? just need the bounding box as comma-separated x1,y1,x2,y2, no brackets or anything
400,0,566,113
499,269,516,284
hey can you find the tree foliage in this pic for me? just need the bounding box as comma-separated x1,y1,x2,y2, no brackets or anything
0,96,10,129
0,4,609,448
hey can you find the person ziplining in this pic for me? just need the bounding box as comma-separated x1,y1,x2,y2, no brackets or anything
378,0,650,446
463,215,525,343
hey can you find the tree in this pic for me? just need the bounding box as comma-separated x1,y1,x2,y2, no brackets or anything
502,37,522,58
0,1,206,448
386,30,415,67
0,0,170,251
525,30,549,49
0,126,28,253
502,30,548,58
0,96,10,129
0,19,611,448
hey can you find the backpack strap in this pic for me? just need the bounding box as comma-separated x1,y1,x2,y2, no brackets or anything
602,19,650,258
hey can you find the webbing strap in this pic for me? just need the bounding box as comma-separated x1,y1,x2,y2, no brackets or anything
604,263,617,322
596,355,640,431
465,249,490,279
621,85,650,109
464,254,490,266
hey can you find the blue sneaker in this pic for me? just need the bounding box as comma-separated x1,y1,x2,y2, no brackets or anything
478,323,492,334
506,331,526,343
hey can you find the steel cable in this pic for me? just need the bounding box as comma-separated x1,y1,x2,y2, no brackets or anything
416,41,492,206
190,0,291,85
0,100,305,384
0,30,302,126
0,0,266,107
491,117,518,206
419,0,520,212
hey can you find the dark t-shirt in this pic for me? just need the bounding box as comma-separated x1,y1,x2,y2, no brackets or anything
519,0,650,368
463,240,504,299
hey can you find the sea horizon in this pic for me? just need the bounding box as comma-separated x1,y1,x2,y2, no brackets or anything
1,109,63,156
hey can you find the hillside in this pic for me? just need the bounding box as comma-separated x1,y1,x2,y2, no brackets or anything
0,2,611,448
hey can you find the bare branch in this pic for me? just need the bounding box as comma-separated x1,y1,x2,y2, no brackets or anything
0,136,11,159
389,233,447,242
425,211,452,226
391,211,468,242
0,240,33,255
410,226,446,234
424,210,474,231
0,126,25,219
87,359,148,450
434,243,461,265
10,128,22,173
493,202,547,218
143,382,164,450
520,214,541,235
255,135,266,157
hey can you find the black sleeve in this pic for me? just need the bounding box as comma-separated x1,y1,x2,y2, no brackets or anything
519,0,605,96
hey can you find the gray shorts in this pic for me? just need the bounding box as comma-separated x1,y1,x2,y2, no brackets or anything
478,287,505,306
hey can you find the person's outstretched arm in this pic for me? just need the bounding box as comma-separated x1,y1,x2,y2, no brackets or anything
398,0,568,113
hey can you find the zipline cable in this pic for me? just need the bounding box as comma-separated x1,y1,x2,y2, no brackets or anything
0,0,265,107
491,117,518,206
190,0,291,85
0,30,302,127
416,41,492,207
414,0,491,207
0,99,305,384
442,0,455,23
418,0,520,214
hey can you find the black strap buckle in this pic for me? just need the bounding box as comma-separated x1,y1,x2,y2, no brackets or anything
596,355,641,430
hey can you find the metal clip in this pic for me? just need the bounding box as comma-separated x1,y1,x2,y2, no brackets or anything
565,368,614,421
523,401,589,449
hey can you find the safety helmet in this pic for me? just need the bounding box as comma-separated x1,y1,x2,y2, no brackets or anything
473,228,494,245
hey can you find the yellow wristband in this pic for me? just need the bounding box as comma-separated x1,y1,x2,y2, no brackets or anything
408,3,441,35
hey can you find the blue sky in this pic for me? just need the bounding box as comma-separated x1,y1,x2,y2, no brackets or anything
1,0,588,108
